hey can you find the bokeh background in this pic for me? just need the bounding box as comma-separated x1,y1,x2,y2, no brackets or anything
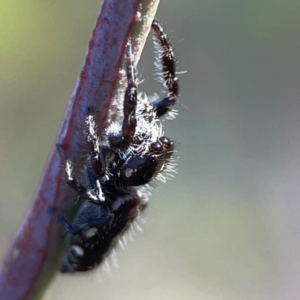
1,1,300,299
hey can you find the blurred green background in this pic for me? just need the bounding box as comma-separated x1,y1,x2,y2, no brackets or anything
1,1,300,299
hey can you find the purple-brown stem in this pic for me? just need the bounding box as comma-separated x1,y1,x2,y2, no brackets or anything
0,1,159,299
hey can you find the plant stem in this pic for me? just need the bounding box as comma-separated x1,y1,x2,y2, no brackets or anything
0,0,159,299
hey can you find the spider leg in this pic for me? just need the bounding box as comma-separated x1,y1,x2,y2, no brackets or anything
56,144,87,195
48,208,85,234
150,20,179,118
49,203,111,234
84,108,110,202
56,144,101,202
85,107,106,178
85,108,116,201
120,44,137,148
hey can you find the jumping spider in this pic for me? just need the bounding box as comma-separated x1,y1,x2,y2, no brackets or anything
54,20,179,272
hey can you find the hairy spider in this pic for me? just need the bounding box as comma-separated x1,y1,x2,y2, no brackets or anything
54,20,179,272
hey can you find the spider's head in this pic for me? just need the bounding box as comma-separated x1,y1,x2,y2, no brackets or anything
119,136,174,186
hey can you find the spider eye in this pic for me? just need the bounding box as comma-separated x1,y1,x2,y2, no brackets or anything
159,136,172,148
149,154,156,161
150,142,163,153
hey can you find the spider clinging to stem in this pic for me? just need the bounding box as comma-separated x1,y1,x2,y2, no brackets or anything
53,19,179,272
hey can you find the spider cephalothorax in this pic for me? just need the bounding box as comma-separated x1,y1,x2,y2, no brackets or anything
55,20,179,272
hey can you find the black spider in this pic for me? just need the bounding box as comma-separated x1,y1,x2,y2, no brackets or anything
53,20,179,272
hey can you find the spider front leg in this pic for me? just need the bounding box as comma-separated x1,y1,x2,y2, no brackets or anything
56,144,87,195
56,143,103,203
85,108,115,202
122,44,138,148
85,107,114,178
109,44,138,149
150,20,179,118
